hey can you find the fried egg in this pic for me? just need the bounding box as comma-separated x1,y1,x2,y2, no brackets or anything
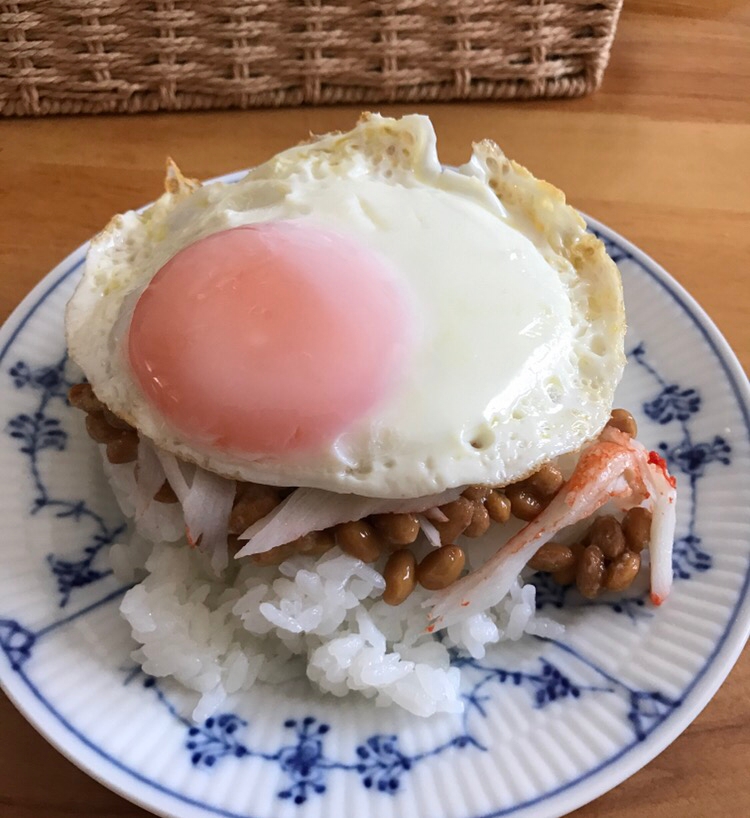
65,114,625,498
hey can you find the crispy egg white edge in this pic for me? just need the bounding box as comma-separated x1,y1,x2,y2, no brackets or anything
65,114,626,498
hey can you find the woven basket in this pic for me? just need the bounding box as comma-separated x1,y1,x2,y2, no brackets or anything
1,1,623,117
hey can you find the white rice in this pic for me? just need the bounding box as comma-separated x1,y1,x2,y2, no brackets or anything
107,459,564,720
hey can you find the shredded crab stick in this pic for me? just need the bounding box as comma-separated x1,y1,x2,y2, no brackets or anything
234,487,462,558
641,447,677,604
425,427,677,629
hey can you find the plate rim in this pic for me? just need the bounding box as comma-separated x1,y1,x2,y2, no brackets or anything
0,203,748,818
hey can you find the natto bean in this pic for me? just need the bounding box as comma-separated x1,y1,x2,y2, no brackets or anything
587,515,626,560
485,490,511,524
528,541,575,573
106,431,139,464
434,497,474,543
68,383,103,414
85,411,119,443
576,544,605,599
335,520,382,563
229,484,281,534
505,484,543,521
604,550,642,592
371,513,420,546
463,502,490,538
553,543,585,587
607,408,638,437
417,545,466,591
383,549,417,605
622,507,652,553
462,485,491,502
523,463,564,498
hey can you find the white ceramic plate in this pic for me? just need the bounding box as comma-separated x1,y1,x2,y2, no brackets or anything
1,196,748,818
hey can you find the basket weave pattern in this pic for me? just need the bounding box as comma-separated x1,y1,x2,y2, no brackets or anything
1,1,623,117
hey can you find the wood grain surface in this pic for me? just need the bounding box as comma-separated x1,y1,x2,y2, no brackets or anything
1,1,748,816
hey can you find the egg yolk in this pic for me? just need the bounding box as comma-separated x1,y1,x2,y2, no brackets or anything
127,221,411,456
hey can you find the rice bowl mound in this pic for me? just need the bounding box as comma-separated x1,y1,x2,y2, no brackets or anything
108,460,562,720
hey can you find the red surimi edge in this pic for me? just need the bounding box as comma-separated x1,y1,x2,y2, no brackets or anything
647,450,677,488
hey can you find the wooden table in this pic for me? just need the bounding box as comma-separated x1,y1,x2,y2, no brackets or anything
1,1,748,816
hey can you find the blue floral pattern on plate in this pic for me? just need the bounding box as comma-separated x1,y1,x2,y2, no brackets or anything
6,353,124,607
0,304,729,803
0,217,748,818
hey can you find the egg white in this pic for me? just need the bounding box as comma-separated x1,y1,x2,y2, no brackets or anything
66,114,625,498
